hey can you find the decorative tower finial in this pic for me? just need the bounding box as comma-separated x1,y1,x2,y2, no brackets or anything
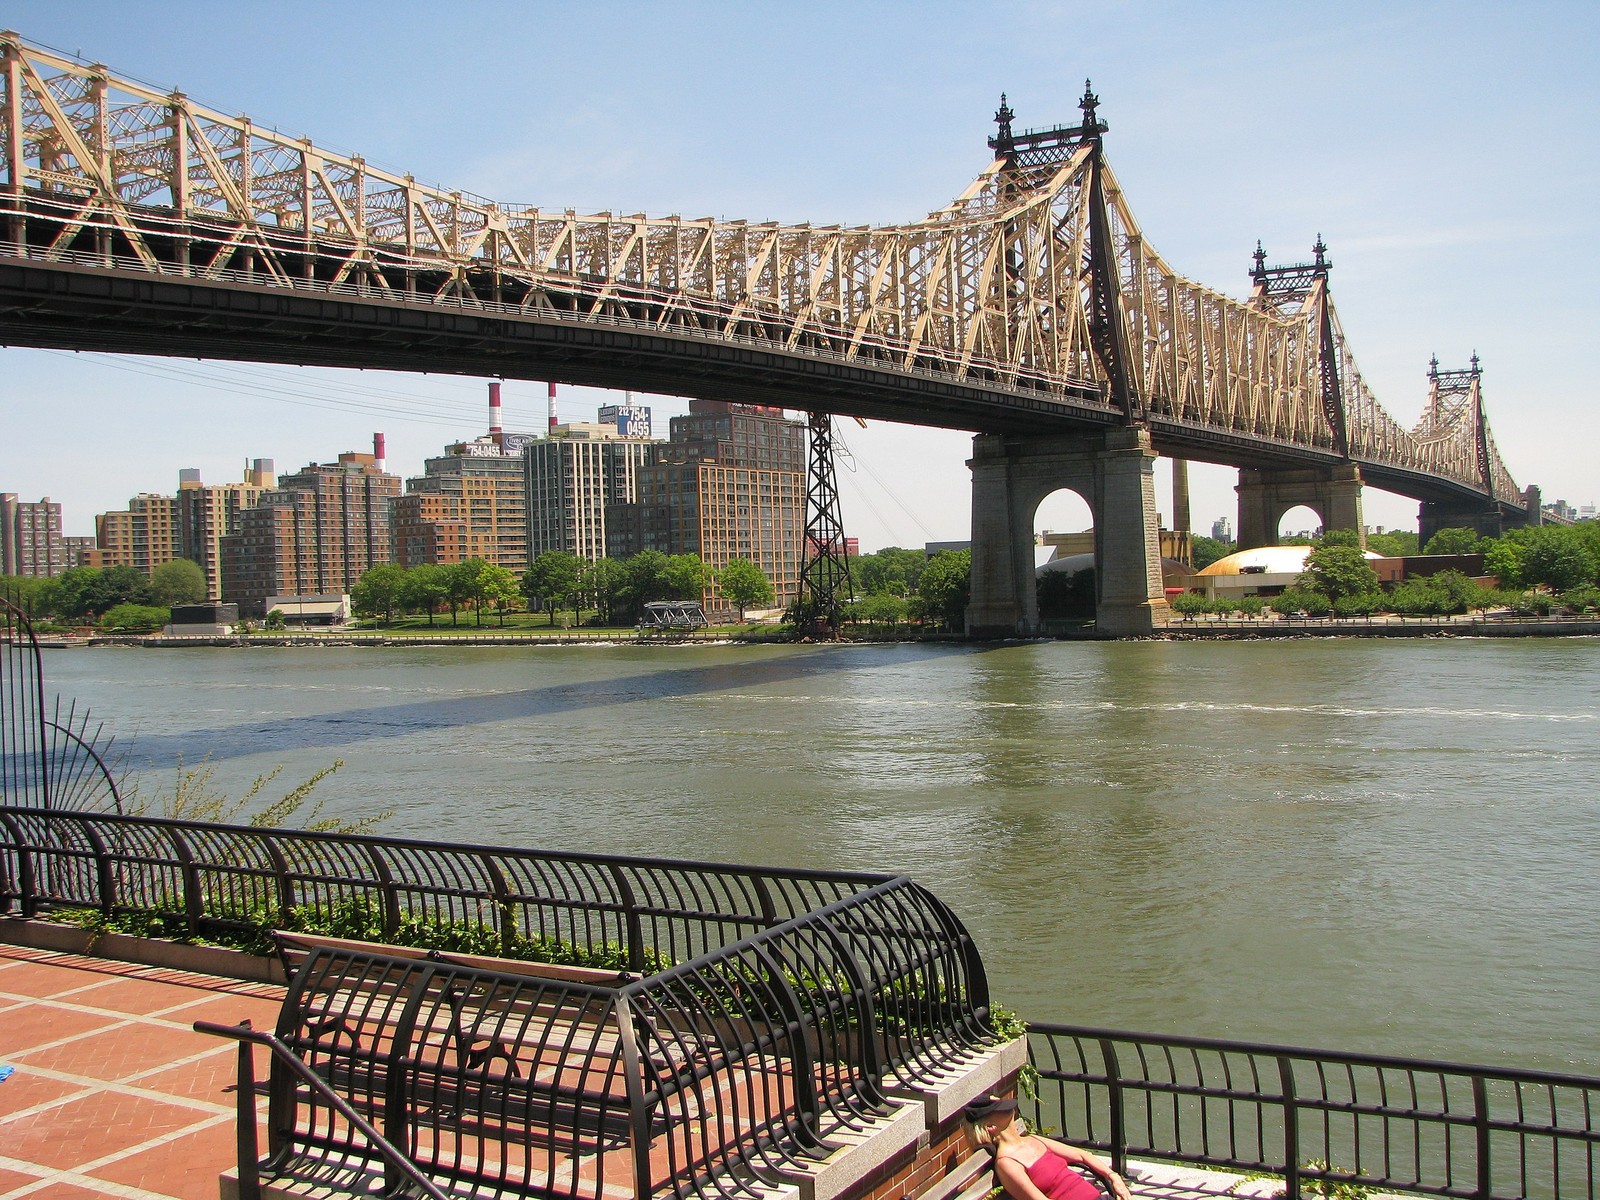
1470,351,1481,375
1251,241,1267,281
1079,79,1101,133
1312,234,1329,274
1429,354,1440,379
989,92,1016,156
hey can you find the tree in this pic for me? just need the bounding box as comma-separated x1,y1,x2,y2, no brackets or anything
99,602,168,632
854,547,927,597
444,558,495,626
1366,530,1420,558
1483,539,1524,589
1300,535,1380,601
399,563,448,626
852,591,907,628
662,554,714,601
581,557,625,626
351,562,408,624
917,550,971,631
149,559,207,607
476,564,520,626
522,551,584,624
1422,527,1481,556
718,558,773,621
1521,528,1598,592
1190,536,1232,570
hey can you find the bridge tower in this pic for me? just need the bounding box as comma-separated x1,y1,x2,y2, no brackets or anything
1235,240,1365,548
1415,356,1519,545
966,87,1171,637
796,412,854,637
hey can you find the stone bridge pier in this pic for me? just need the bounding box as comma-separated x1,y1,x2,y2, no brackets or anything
1236,464,1365,547
966,428,1170,637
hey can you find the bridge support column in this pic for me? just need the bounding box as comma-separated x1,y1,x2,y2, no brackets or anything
1418,500,1506,547
966,428,1170,637
1236,464,1365,548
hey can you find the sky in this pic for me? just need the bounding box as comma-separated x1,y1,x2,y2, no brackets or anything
1,1,1596,549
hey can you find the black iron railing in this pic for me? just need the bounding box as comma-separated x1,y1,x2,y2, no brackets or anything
0,594,124,812
1027,1023,1600,1200
193,876,993,1200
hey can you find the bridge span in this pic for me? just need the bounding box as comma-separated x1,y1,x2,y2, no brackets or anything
0,34,1542,633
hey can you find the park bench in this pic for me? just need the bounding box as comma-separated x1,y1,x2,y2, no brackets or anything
212,932,692,1200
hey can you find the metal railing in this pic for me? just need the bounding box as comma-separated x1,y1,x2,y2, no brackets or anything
0,805,924,970
193,879,991,1200
1027,1023,1600,1200
1,595,124,812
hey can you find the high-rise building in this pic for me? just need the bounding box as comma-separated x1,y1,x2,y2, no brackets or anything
1210,516,1233,543
221,444,400,616
396,438,530,572
177,460,276,599
60,536,94,569
615,400,805,609
526,414,660,563
88,493,180,573
1,494,65,577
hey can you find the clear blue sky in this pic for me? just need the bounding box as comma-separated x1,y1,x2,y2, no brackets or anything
2,1,1595,547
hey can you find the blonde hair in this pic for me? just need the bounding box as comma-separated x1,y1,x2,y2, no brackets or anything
965,1107,1014,1150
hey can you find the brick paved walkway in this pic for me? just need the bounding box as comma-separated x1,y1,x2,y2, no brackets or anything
0,945,282,1200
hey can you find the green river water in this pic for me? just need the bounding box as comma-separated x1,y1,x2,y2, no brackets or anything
44,636,1600,1075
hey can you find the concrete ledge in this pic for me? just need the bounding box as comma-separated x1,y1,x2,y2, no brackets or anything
777,1100,926,1200
884,1037,1028,1126
0,916,285,983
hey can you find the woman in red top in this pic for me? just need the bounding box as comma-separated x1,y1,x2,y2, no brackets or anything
963,1095,1132,1200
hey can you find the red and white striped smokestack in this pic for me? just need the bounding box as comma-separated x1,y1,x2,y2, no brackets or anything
373,432,387,472
488,381,504,435
547,381,558,432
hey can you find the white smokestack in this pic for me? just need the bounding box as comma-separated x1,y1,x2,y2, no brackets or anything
373,432,387,472
489,381,504,436
547,381,558,432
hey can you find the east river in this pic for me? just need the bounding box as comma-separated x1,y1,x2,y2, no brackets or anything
42,637,1600,1075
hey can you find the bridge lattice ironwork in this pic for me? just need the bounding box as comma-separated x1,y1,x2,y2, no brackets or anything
0,34,1523,507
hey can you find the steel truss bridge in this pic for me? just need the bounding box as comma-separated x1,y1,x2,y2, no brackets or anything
0,33,1531,518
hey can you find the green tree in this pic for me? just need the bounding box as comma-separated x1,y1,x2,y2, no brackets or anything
917,550,971,631
615,550,669,622
1300,534,1380,601
1170,592,1209,618
1190,536,1232,570
718,557,774,621
438,559,487,626
522,550,585,624
581,557,625,626
399,563,448,626
351,562,408,624
148,559,207,607
1365,530,1420,557
1482,538,1524,588
662,554,714,601
1422,527,1481,555
854,547,926,596
1521,528,1598,592
473,563,519,626
852,591,907,627
100,602,168,632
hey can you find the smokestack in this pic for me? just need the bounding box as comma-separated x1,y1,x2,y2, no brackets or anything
547,381,558,432
488,380,504,436
374,432,387,473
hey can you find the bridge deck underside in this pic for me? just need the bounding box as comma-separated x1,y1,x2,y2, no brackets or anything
0,253,1509,513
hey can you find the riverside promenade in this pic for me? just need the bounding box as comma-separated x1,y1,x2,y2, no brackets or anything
0,944,1328,1200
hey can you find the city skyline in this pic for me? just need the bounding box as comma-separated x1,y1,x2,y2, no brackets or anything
2,2,1595,549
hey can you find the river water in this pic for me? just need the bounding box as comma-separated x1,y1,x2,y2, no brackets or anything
40,637,1600,1075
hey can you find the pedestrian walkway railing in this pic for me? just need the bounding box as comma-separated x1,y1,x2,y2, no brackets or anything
1027,1023,1600,1200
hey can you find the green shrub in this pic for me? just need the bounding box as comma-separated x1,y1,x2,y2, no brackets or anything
1332,592,1380,618
1170,592,1210,618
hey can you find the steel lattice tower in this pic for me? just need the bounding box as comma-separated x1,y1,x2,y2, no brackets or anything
797,412,854,636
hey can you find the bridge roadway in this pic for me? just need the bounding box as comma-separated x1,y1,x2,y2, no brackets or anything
0,228,1495,511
